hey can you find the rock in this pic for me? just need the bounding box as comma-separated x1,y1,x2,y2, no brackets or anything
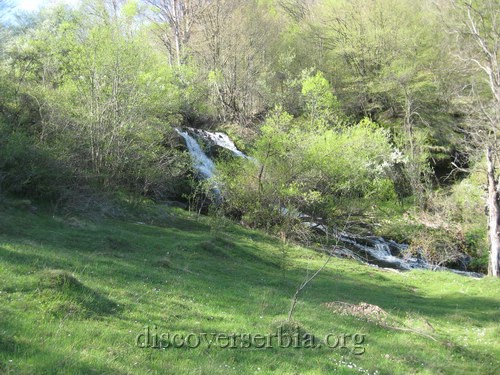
163,201,188,209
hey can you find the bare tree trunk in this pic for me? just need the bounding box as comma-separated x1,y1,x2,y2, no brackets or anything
443,0,500,276
486,146,500,276
172,0,181,66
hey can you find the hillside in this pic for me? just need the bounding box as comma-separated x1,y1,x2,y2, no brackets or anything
0,203,498,375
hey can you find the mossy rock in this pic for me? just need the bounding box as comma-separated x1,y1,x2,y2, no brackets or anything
270,319,312,338
198,240,226,257
37,269,119,318
39,269,83,290
155,256,173,269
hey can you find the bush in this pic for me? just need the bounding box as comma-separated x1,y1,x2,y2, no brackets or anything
397,163,489,273
408,228,468,268
0,128,69,200
217,108,398,234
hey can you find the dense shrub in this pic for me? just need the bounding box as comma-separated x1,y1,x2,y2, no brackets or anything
217,107,398,234
0,127,69,200
0,5,194,204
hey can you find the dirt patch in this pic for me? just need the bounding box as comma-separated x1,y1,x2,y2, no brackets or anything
323,301,438,342
323,301,388,324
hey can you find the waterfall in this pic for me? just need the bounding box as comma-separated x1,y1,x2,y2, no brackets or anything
332,232,482,277
176,127,250,179
175,127,482,277
175,127,249,203
186,128,251,159
197,130,249,158
175,129,216,179
336,233,415,270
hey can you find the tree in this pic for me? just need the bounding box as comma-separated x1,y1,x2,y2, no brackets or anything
300,70,342,128
305,0,449,205
442,0,499,276
2,0,189,200
218,106,398,234
190,0,279,122
146,0,209,66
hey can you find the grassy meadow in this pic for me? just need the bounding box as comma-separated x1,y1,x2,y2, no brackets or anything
0,201,499,374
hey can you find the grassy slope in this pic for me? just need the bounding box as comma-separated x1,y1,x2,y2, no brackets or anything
0,203,498,375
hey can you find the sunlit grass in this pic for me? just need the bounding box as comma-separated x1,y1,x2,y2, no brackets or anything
0,202,498,374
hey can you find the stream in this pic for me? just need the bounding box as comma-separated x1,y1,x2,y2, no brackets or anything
176,127,483,278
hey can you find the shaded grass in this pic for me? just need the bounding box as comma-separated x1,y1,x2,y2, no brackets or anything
0,202,499,374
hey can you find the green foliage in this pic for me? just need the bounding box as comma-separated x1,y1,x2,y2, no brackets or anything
300,70,342,127
0,2,191,201
0,0,495,272
219,107,397,233
0,125,68,199
303,117,396,198
450,178,485,223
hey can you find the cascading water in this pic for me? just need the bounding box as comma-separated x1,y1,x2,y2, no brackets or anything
186,128,251,159
176,127,482,277
176,127,250,179
331,231,482,277
176,128,250,204
175,129,216,179
302,219,482,277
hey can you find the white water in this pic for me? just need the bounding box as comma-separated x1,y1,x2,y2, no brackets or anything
175,129,216,179
176,127,250,178
187,128,250,159
337,233,415,270
176,128,481,277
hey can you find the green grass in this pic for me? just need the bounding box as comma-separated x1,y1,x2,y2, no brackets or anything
0,202,499,374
